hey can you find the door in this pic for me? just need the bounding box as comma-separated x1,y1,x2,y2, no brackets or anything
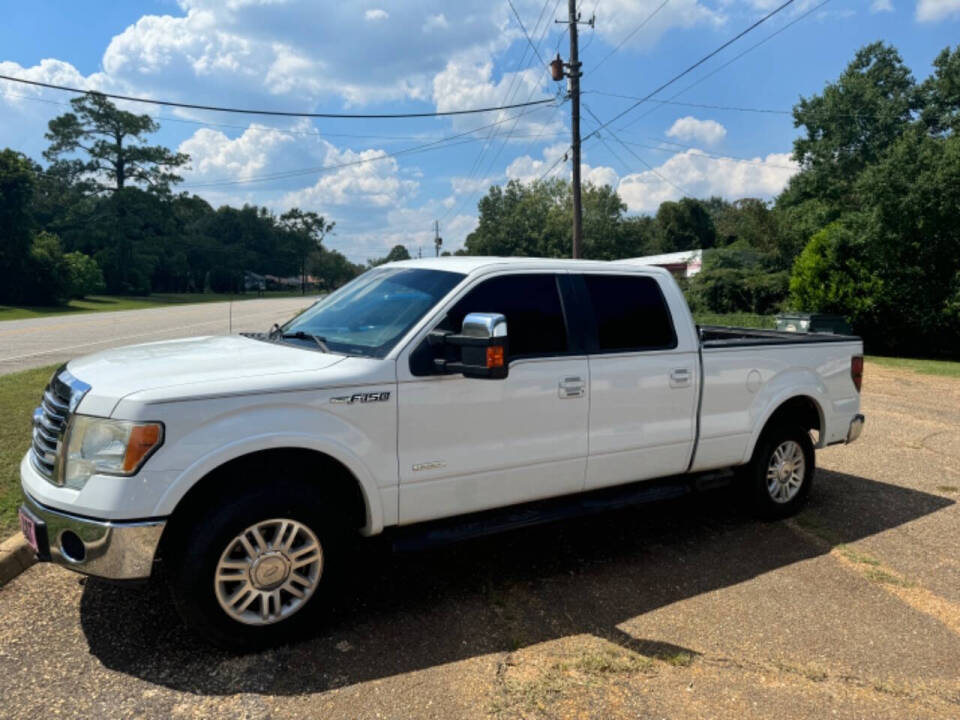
579,273,698,490
397,273,589,524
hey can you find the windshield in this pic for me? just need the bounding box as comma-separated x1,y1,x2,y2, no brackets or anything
281,267,464,358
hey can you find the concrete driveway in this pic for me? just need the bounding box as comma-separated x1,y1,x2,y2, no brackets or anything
0,366,958,719
0,296,317,375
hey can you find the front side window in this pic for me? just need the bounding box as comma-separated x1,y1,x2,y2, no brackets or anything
283,268,464,357
582,274,677,352
439,273,570,358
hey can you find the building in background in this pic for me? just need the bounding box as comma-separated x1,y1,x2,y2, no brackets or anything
620,250,703,278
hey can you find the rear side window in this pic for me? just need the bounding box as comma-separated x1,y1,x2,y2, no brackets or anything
582,274,677,352
443,274,568,357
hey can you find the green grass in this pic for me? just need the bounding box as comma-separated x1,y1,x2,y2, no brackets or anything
692,312,776,329
0,365,58,538
866,355,960,378
0,291,305,323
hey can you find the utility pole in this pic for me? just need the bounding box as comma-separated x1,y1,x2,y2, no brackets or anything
567,0,583,259
553,2,590,258
433,220,443,257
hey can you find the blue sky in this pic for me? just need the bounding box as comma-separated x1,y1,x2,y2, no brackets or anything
1,0,958,262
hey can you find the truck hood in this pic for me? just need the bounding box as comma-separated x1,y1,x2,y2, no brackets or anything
68,335,347,416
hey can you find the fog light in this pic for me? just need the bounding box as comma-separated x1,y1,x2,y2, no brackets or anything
60,530,86,563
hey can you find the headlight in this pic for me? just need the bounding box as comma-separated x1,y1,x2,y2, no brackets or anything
63,416,164,489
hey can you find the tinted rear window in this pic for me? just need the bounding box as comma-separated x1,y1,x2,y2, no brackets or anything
582,274,677,352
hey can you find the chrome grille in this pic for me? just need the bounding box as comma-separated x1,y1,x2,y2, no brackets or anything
30,366,91,484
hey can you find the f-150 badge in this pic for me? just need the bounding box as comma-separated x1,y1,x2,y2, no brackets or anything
330,391,391,404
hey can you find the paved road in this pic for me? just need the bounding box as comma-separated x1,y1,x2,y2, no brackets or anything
1,366,959,719
0,297,318,376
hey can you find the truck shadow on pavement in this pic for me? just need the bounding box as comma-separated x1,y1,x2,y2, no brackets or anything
79,469,953,695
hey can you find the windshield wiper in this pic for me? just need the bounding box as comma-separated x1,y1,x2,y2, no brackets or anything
281,330,330,353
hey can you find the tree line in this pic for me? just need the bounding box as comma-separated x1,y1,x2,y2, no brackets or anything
1,92,363,305
462,42,960,358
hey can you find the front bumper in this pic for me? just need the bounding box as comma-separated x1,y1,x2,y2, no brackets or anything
20,492,165,580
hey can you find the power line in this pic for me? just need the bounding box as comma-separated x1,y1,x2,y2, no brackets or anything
578,0,602,56
446,1,552,194
588,91,792,115
537,149,569,182
591,0,672,75
4,86,571,145
584,0,798,142
508,0,548,68
616,137,798,171
181,103,557,189
618,0,832,131
0,73,554,119
584,103,691,195
440,0,559,222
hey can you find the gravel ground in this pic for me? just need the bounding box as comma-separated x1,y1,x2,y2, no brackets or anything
0,296,317,376
0,364,958,719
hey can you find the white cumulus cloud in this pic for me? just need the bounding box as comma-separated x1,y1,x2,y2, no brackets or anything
505,143,569,184
364,9,388,21
505,144,618,189
870,0,893,12
451,176,496,194
617,150,798,213
592,0,724,53
432,56,561,135
666,116,727,145
916,0,960,21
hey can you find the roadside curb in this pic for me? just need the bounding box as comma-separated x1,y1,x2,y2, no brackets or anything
0,533,36,587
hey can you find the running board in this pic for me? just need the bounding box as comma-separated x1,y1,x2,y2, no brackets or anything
390,470,735,552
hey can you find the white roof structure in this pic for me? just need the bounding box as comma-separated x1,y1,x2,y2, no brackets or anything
619,249,703,277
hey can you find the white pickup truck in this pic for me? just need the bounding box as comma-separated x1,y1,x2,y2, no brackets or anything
19,257,864,648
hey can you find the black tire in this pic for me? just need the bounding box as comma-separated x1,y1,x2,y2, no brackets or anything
743,424,814,520
163,479,349,651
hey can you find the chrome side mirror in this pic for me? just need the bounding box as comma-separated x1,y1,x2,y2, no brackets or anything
429,312,509,379
461,312,508,339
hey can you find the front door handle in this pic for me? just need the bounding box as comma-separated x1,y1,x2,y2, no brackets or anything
559,376,585,398
669,368,691,388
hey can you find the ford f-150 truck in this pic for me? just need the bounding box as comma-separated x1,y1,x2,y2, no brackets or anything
19,257,865,649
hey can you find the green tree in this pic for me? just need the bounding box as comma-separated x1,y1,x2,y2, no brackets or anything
63,251,105,298
652,198,716,253
311,247,362,290
920,45,960,136
385,244,411,262
789,221,880,325
0,149,36,302
369,244,412,266
44,92,188,194
22,231,70,304
789,126,960,356
280,208,336,292
463,179,628,259
782,42,917,208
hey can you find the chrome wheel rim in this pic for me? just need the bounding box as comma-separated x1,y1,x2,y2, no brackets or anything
766,440,805,504
214,518,323,626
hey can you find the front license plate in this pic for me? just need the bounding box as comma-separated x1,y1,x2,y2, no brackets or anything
19,508,39,553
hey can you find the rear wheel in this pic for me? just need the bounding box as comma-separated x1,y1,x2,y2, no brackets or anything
744,424,814,520
164,480,348,651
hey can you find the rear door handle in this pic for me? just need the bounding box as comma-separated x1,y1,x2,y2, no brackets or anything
670,368,691,388
559,376,585,398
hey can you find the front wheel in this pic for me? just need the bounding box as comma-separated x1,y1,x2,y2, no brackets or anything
743,424,815,520
164,481,345,651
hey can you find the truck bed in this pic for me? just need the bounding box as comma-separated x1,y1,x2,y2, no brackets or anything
698,325,861,348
